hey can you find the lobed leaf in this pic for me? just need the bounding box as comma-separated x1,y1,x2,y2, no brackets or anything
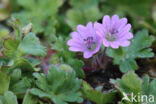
18,32,47,57
106,29,155,73
111,71,156,104
0,72,10,94
30,65,83,104
81,81,117,104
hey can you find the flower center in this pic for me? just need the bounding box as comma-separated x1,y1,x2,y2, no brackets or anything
84,36,97,51
105,29,118,41
105,33,116,41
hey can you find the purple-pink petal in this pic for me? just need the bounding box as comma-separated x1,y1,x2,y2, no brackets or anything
118,40,130,47
67,22,102,59
95,14,133,49
83,52,93,59
67,14,133,58
102,15,111,31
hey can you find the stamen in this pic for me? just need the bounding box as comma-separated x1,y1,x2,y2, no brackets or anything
105,28,118,41
84,36,97,51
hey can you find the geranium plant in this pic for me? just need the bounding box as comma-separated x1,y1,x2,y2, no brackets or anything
0,0,156,104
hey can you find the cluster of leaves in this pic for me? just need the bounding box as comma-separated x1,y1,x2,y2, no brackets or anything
50,35,85,78
0,0,156,104
101,0,156,34
0,65,84,104
81,81,117,104
0,70,37,104
1,0,156,34
2,19,46,72
111,71,156,104
12,0,63,35
66,0,102,30
104,0,154,18
106,29,155,73
30,65,83,104
0,19,84,104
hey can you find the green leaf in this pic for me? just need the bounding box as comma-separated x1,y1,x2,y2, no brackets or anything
142,75,150,95
67,0,102,30
121,71,142,94
119,59,138,73
0,28,9,39
107,0,155,18
0,95,5,104
111,71,142,103
4,91,18,104
148,79,156,104
69,0,101,10
30,65,83,104
52,36,84,78
10,71,34,97
3,27,46,71
0,71,10,94
13,0,63,34
66,6,102,30
18,32,47,57
67,59,85,78
106,29,155,73
81,81,117,104
111,72,156,103
152,5,156,23
10,69,21,83
59,64,74,73
14,57,34,70
66,9,86,30
0,100,3,104
3,39,19,58
22,90,38,104
8,18,22,38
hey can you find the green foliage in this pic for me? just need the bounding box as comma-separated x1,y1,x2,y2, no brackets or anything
0,1,11,21
110,71,142,104
0,0,156,103
59,64,74,72
51,36,85,78
0,89,37,104
10,69,21,83
4,32,46,58
112,71,142,94
142,75,156,104
81,81,117,104
22,90,38,104
106,0,154,18
3,39,20,59
152,5,156,23
67,59,85,78
9,69,34,96
106,30,155,73
0,72,10,94
30,65,83,104
0,91,18,104
66,0,102,29
18,32,46,56
2,19,46,71
69,0,101,9
111,71,156,104
0,28,9,39
12,0,63,35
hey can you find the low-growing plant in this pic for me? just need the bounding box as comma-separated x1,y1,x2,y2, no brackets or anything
67,15,155,73
0,0,156,103
111,71,156,104
30,65,83,104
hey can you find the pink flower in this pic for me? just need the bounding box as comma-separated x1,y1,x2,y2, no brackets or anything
95,15,133,48
67,22,102,59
